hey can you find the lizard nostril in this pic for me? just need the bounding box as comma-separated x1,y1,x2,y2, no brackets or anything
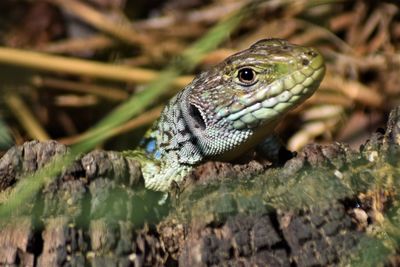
189,104,206,130
307,50,317,57
301,59,310,66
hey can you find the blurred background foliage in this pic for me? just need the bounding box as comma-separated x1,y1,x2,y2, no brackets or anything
0,0,399,155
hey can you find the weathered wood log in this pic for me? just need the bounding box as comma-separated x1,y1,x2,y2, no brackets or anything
1,107,400,266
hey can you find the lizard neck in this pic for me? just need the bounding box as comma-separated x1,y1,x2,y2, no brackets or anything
143,91,204,166
138,90,204,191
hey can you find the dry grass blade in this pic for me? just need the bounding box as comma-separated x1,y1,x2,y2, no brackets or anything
108,106,162,137
58,106,162,145
55,95,98,107
323,74,384,108
306,91,353,107
32,76,129,101
287,104,345,152
288,117,341,151
4,93,50,141
0,46,193,88
133,1,243,30
48,0,151,46
38,35,114,54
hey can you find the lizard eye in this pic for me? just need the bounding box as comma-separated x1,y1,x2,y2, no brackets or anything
238,68,257,85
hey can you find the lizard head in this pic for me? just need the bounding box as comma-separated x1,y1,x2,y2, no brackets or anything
181,38,325,160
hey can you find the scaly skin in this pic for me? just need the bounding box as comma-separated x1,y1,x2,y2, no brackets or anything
127,39,325,192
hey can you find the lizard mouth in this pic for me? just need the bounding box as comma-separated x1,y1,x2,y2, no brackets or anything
189,103,207,130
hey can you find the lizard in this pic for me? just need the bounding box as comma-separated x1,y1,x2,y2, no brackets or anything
125,38,325,192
